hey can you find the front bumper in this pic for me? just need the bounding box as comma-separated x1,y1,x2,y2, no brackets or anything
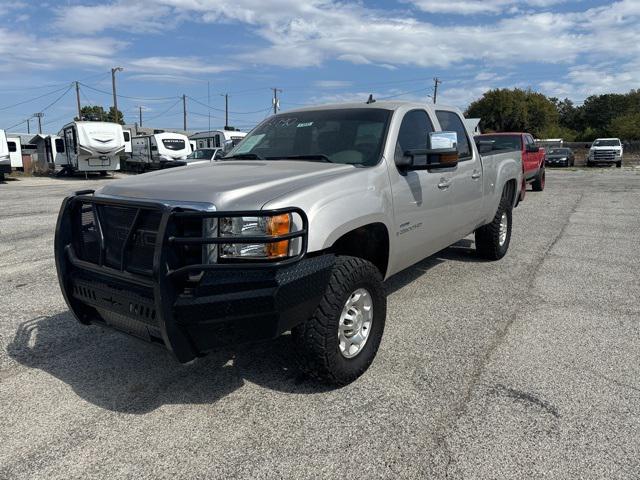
55,191,334,363
546,157,568,166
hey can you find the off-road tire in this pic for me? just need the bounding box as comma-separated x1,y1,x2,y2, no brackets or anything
293,256,386,386
532,166,545,191
475,191,512,261
616,161,622,168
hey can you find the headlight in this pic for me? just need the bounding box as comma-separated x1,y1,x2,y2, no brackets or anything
205,213,292,261
616,151,623,157
559,157,567,161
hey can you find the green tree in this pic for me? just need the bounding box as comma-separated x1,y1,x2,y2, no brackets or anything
465,88,558,138
608,113,640,140
75,105,124,124
75,105,107,121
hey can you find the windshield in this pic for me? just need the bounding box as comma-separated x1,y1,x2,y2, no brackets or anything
187,149,215,160
227,108,391,166
549,148,570,154
162,139,186,151
593,139,620,147
477,135,522,151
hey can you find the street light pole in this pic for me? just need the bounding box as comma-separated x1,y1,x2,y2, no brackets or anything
111,67,124,123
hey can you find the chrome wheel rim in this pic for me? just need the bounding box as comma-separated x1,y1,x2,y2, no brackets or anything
498,212,508,246
338,288,373,359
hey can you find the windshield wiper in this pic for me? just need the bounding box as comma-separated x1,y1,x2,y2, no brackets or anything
270,154,333,163
222,153,265,160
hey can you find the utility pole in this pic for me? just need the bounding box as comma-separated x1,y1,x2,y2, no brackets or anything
207,81,211,131
221,93,229,128
26,119,30,134
138,106,143,127
433,77,442,104
271,87,282,115
111,66,123,123
75,81,82,119
182,94,187,131
33,113,44,134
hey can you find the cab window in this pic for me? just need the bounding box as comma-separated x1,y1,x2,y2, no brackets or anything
435,110,472,160
395,110,434,167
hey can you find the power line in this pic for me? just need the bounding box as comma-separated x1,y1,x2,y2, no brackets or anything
79,82,177,101
379,87,431,100
0,84,71,112
187,95,272,115
40,85,74,113
144,98,183,121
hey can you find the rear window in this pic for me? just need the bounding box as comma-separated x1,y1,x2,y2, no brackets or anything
477,135,522,151
162,139,186,150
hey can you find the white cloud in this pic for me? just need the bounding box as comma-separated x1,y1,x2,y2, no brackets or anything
407,0,573,15
0,28,126,71
127,56,235,75
313,80,353,88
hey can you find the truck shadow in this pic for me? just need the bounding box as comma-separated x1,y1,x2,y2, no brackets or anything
7,240,482,414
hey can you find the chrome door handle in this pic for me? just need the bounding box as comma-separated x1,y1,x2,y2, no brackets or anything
437,179,451,190
471,172,481,179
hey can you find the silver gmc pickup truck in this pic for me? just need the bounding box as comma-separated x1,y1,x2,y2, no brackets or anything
55,101,522,385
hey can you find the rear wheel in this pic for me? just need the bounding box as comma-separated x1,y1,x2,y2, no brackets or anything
293,256,386,386
475,191,512,261
532,166,545,191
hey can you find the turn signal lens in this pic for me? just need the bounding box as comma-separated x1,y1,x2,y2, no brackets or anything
266,214,291,258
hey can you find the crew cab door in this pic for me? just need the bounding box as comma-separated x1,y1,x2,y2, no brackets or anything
522,134,539,178
435,110,484,237
387,109,456,272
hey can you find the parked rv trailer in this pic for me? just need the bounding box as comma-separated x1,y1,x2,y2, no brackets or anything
129,132,192,170
190,129,247,154
0,129,10,180
7,136,22,169
57,121,124,175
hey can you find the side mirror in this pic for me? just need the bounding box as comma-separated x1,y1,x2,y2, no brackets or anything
476,140,493,154
526,144,540,153
398,131,459,171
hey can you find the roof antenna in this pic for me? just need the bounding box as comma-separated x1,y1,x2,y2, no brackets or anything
366,94,376,104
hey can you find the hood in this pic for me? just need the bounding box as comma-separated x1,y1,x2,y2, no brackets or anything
96,160,358,210
591,145,622,150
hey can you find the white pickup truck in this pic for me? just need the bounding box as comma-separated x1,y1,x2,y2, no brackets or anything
55,101,522,385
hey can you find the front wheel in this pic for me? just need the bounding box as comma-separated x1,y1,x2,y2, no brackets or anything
532,166,545,191
616,161,622,168
293,256,386,386
475,193,512,261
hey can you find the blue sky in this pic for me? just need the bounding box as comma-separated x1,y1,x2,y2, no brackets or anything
0,0,638,133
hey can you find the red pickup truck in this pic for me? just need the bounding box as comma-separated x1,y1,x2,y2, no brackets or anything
476,132,545,201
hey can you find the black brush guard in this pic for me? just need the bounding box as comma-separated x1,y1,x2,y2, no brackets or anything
55,190,335,362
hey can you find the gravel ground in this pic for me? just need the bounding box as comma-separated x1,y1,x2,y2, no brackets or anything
1,167,639,479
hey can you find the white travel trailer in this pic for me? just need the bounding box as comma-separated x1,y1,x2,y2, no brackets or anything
129,132,192,170
190,129,247,154
6,136,22,169
0,129,10,180
57,121,124,175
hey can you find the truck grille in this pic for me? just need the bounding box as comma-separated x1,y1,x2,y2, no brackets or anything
593,150,616,161
74,202,162,276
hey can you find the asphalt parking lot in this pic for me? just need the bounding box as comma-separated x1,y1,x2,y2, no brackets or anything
1,167,639,479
